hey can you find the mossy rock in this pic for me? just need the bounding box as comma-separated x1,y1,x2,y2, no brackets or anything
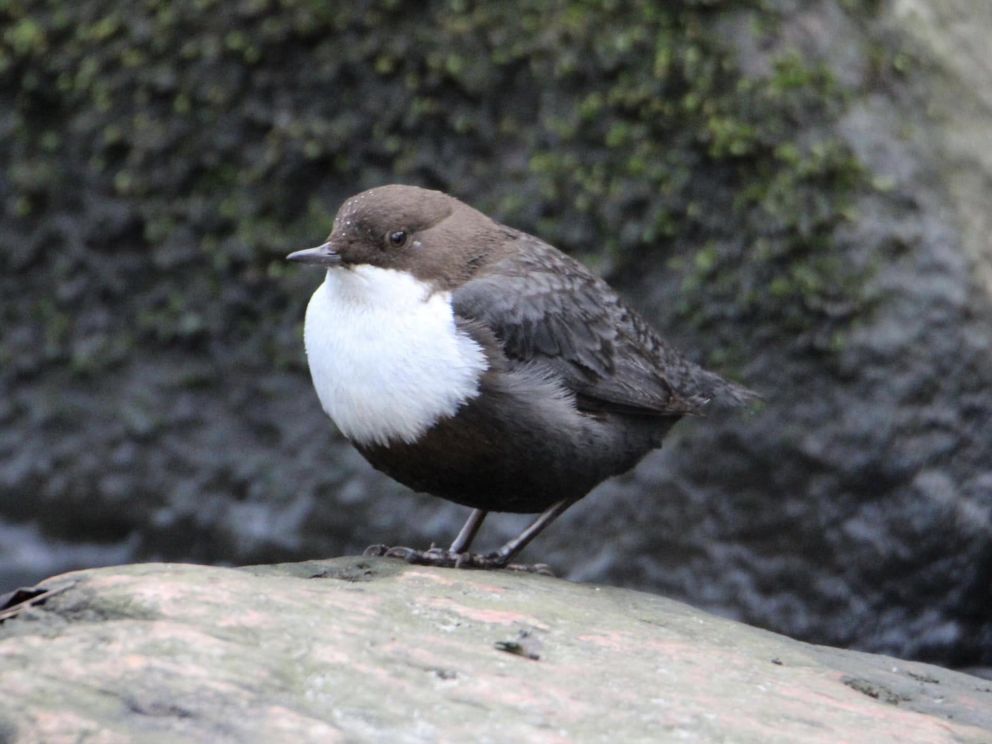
1,0,876,382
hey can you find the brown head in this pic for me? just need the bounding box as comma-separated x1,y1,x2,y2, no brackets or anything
287,185,507,289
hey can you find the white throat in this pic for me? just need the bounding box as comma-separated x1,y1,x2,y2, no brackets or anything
303,265,488,447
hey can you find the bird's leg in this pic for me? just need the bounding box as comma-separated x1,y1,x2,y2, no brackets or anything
364,500,572,573
476,498,575,569
449,508,488,554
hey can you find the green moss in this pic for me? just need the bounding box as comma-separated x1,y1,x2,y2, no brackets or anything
0,0,880,381
3,17,46,55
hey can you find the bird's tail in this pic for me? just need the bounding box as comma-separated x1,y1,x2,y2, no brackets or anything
684,368,762,413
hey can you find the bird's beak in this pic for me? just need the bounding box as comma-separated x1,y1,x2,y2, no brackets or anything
286,241,342,267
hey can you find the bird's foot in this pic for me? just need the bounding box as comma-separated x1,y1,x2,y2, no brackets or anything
362,544,554,575
362,544,466,567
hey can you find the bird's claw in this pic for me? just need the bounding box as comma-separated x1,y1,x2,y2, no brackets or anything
362,544,554,575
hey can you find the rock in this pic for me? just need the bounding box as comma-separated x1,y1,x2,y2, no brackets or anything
0,557,990,743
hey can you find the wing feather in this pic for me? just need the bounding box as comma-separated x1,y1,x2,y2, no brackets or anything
452,233,716,417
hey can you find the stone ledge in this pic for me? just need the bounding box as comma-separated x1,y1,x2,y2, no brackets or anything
0,557,989,743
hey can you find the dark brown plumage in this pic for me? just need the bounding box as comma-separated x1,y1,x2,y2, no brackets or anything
288,185,754,569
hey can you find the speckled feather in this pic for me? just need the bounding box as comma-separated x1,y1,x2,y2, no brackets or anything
454,229,754,417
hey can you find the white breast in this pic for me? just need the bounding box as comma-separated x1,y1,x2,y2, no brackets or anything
303,265,488,447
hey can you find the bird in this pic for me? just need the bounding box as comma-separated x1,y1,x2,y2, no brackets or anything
287,184,754,570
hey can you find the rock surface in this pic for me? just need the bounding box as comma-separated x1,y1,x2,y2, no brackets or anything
1,557,990,743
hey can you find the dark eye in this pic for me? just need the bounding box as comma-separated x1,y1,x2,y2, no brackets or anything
388,230,408,247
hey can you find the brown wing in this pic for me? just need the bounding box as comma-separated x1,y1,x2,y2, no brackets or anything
452,233,727,417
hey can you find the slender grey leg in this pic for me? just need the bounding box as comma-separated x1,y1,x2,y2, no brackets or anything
366,500,572,572
485,499,574,567
449,509,488,554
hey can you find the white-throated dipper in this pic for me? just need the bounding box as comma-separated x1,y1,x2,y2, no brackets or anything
288,185,754,570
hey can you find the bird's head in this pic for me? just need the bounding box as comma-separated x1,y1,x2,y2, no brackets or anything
287,185,502,288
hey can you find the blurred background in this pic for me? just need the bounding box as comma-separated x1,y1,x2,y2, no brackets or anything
1,0,990,672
